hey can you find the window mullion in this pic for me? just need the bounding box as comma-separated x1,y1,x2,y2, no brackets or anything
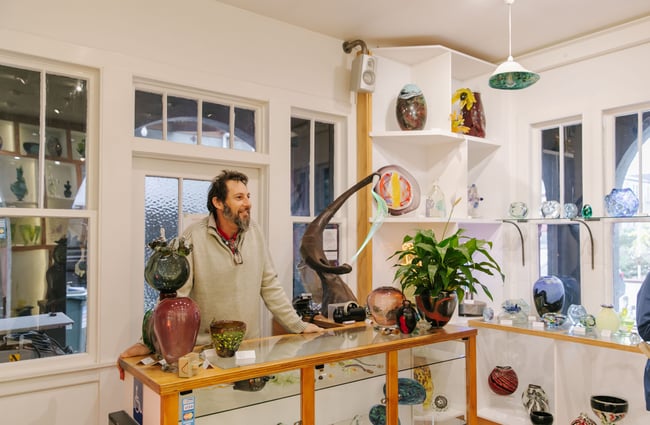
38,70,47,209
637,111,644,214
162,93,168,140
309,120,315,216
559,125,565,205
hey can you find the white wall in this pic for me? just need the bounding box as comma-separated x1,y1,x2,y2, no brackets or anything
0,1,649,423
0,1,355,424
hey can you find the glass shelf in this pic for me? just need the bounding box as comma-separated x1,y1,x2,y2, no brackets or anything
468,319,642,354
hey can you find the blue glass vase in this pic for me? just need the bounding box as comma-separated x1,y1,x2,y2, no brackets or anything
604,188,639,217
533,275,565,317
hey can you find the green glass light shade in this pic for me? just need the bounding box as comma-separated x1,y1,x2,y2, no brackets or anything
489,56,540,90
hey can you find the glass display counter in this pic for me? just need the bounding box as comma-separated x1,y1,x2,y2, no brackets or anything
118,323,478,425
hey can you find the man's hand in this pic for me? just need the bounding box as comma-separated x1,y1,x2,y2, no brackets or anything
301,323,324,333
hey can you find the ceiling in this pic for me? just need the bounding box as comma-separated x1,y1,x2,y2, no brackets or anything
216,0,650,64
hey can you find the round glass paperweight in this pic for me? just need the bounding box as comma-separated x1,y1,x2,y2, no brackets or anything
508,201,528,218
564,203,578,219
540,200,561,218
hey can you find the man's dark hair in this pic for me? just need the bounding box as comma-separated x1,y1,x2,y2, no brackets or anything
207,170,249,214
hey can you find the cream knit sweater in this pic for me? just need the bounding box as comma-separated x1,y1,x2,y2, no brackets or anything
178,214,307,345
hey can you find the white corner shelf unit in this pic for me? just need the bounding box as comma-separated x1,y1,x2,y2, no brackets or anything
369,45,503,289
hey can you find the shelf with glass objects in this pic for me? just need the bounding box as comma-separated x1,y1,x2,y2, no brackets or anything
191,340,468,424
369,45,501,224
118,324,478,425
0,119,85,208
467,319,645,425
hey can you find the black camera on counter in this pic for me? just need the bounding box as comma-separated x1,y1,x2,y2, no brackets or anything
292,293,320,319
329,301,366,323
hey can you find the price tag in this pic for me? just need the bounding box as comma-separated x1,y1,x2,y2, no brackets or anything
600,329,612,339
499,319,513,326
139,356,156,366
532,321,545,330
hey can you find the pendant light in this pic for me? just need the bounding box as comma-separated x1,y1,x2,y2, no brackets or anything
489,0,539,90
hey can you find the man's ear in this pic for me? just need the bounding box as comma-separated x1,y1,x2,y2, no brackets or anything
211,197,223,211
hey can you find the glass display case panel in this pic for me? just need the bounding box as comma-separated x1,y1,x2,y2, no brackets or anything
0,216,88,359
191,327,469,423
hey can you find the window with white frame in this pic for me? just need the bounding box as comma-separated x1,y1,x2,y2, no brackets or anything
0,57,96,360
610,107,650,326
134,87,259,151
133,82,266,316
538,121,583,312
290,112,339,309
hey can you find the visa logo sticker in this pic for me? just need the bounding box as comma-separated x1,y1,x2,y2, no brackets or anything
180,392,195,425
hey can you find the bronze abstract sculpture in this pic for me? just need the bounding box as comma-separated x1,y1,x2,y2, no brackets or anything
299,172,379,317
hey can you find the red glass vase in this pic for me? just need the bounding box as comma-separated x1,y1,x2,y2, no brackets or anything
462,91,486,138
153,293,201,369
488,365,519,395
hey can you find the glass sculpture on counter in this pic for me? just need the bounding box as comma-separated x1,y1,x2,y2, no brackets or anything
582,204,593,218
604,188,639,217
595,304,620,333
143,229,199,371
366,286,405,326
498,299,528,325
210,320,246,358
532,275,565,316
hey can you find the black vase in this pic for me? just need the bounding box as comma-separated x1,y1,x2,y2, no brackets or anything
395,299,418,333
415,291,457,328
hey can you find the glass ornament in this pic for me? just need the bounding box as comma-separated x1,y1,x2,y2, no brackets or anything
540,200,561,218
604,188,639,217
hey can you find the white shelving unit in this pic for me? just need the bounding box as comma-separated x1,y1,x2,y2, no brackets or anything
369,45,503,289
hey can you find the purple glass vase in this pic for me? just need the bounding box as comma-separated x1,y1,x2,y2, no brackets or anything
153,293,200,368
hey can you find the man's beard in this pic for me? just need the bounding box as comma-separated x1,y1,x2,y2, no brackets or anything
223,203,250,232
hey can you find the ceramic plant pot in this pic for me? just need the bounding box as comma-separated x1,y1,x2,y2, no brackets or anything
415,291,457,328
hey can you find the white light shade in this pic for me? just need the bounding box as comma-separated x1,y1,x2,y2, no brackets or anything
489,56,540,90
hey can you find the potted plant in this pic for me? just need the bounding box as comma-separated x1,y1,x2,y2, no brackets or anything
389,199,504,327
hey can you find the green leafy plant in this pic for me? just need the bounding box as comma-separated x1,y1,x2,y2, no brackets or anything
389,198,504,303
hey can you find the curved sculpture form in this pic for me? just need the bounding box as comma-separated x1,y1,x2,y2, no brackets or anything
299,172,379,316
